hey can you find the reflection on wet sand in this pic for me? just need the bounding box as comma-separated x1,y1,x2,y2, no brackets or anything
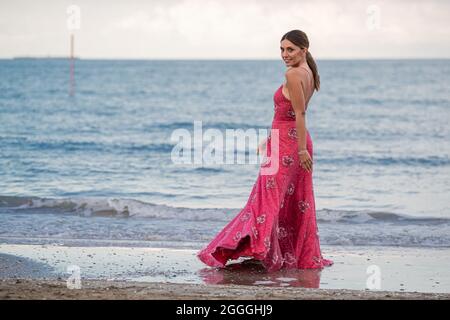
198,259,323,288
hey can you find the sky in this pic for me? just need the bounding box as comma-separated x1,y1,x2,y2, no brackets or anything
0,0,449,59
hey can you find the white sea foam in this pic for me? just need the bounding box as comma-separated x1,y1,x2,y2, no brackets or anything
1,195,450,248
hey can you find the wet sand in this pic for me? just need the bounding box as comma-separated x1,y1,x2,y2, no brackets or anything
2,278,449,300
1,244,449,299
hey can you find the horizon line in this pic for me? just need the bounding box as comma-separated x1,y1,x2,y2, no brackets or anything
3,56,450,61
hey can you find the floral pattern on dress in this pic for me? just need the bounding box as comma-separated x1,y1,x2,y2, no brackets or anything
256,214,266,224
284,252,296,265
264,236,271,248
240,212,251,222
287,183,295,195
252,226,259,239
298,200,310,213
277,226,288,239
250,192,257,204
288,127,297,139
265,177,275,189
272,253,279,264
282,155,294,167
233,231,241,242
287,109,296,119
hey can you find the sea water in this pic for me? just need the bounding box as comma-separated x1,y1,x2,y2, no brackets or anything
1,59,449,249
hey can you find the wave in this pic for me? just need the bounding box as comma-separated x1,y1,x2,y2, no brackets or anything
1,195,449,248
1,195,449,225
317,155,450,167
0,195,232,221
4,134,447,167
152,121,265,131
0,136,175,153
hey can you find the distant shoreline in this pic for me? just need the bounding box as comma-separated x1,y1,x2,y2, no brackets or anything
11,56,80,60
1,57,449,61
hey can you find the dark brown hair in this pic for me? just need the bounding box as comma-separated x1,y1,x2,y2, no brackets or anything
281,30,320,91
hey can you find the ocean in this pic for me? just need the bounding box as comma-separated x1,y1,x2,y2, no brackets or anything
1,59,449,249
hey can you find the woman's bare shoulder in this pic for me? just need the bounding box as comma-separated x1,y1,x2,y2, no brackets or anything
285,66,309,84
285,65,309,77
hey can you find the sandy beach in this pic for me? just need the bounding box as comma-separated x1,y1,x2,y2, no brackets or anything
2,278,449,300
1,244,449,300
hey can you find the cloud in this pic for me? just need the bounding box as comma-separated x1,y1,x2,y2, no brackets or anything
0,0,449,58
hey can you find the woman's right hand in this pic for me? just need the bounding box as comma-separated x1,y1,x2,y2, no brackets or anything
256,139,267,155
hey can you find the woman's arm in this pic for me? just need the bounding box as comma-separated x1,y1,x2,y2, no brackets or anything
256,138,266,155
285,68,312,172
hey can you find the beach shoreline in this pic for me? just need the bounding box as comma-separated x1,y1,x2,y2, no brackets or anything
1,243,449,299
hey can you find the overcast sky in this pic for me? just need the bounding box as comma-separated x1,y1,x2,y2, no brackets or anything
0,0,449,59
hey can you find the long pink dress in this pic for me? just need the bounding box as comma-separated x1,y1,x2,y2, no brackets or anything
197,66,333,272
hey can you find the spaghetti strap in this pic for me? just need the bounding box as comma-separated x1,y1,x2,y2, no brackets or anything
299,65,315,107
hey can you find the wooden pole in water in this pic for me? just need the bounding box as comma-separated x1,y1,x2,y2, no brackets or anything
69,33,75,96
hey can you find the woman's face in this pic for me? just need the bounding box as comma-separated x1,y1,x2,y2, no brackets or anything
280,39,306,67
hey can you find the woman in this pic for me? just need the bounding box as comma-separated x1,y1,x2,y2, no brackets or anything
197,30,333,272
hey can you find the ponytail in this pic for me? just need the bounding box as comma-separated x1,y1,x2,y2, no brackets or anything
306,51,320,91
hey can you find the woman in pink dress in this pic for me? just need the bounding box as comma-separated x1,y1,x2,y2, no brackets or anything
197,30,333,272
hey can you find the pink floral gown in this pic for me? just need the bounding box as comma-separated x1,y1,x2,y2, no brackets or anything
197,66,333,272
